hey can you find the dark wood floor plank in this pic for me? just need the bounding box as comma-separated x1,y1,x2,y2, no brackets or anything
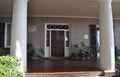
27,59,101,73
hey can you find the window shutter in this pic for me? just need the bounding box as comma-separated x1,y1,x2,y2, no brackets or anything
89,24,97,59
0,23,5,49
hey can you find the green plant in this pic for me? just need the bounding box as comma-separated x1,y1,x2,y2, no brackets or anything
80,42,91,59
115,56,120,77
0,55,23,77
39,48,44,55
70,42,91,60
27,43,36,61
36,47,44,58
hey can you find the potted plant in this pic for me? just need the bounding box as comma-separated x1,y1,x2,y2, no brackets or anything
27,43,36,61
70,42,91,60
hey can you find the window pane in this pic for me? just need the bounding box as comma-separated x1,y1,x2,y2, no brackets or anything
66,31,69,47
7,24,11,46
5,23,11,48
47,25,69,29
46,30,50,46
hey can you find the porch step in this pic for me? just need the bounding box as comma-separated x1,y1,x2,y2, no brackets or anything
25,71,105,77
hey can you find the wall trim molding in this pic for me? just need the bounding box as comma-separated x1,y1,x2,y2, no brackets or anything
28,15,99,19
0,15,120,20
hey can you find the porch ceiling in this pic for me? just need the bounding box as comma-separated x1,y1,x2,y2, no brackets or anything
0,0,120,19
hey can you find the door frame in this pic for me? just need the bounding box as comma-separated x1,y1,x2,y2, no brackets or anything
44,23,70,57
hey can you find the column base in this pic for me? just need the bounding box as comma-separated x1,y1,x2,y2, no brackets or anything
104,70,115,77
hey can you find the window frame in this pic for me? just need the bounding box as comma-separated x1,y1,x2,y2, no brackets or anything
4,23,11,48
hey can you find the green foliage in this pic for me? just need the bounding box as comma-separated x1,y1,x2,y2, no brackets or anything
116,57,120,70
0,55,23,77
39,48,44,55
73,44,79,48
70,42,91,60
79,42,91,59
70,52,83,60
36,48,44,58
27,43,36,61
115,56,120,77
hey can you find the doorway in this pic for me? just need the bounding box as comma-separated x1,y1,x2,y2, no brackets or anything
51,31,64,57
45,23,70,57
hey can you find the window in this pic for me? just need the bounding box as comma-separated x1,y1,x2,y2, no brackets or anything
47,25,69,29
66,31,69,47
46,30,50,46
4,23,11,48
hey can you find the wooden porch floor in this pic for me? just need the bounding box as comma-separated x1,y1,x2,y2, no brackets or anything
27,59,101,73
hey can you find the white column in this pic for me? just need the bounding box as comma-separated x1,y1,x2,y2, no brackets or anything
11,0,28,72
99,0,115,71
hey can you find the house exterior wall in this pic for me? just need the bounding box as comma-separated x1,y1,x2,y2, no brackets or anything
27,17,98,54
0,17,120,55
0,17,12,23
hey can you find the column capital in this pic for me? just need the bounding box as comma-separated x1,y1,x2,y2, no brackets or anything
99,0,112,4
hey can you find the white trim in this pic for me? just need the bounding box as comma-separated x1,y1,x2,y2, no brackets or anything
29,15,99,19
50,30,51,57
45,23,70,57
44,25,47,57
0,15,120,20
4,23,7,48
64,31,66,56
46,23,69,26
4,23,11,48
23,15,120,20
